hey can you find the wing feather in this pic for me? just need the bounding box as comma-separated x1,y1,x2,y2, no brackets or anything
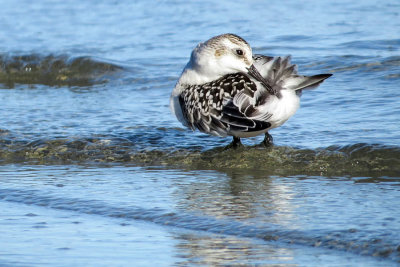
179,73,272,136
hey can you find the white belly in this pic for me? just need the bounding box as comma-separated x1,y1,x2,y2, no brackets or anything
266,89,301,129
231,90,300,138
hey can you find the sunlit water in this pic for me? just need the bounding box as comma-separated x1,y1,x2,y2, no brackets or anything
1,0,400,266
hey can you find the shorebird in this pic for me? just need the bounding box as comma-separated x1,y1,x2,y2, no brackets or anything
170,33,331,147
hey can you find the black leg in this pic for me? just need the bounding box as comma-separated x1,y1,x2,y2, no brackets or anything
232,136,241,147
262,132,273,146
224,136,242,149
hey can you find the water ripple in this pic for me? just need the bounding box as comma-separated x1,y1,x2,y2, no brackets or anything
0,187,398,263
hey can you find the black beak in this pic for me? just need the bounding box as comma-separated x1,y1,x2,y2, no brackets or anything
247,65,276,95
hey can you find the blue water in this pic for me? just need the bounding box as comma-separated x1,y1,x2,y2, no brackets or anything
1,0,400,266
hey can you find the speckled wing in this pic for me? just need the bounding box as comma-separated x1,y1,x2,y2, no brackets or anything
179,73,272,137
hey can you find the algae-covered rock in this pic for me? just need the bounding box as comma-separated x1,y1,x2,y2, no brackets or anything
0,135,399,177
0,54,122,87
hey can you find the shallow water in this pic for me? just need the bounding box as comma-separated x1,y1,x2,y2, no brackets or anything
1,166,399,266
1,0,400,266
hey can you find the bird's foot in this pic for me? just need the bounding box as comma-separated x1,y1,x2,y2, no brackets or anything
224,137,243,150
262,132,273,147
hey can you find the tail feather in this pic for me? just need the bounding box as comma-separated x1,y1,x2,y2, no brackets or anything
254,55,297,83
282,64,296,78
252,55,332,92
286,74,332,91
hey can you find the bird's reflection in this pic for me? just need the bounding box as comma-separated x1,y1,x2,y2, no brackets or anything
173,232,295,266
170,168,300,265
173,169,298,226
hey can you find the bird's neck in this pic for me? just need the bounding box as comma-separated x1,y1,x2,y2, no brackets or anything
177,66,220,86
171,65,221,97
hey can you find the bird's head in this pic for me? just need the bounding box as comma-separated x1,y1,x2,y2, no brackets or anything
179,33,254,85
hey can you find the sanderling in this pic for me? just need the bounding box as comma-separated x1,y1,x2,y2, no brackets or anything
170,33,332,147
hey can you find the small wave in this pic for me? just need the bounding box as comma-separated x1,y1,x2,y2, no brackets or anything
298,54,400,80
0,135,399,177
329,56,400,75
0,187,399,262
339,39,400,51
0,54,122,87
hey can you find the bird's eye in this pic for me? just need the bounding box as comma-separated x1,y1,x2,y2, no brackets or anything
236,49,244,56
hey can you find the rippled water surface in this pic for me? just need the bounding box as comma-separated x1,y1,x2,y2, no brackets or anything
1,0,400,266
